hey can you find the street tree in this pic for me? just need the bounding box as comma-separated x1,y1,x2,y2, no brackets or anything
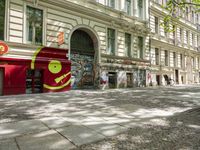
162,0,200,32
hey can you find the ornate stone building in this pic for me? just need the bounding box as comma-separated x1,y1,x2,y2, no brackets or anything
0,0,150,95
150,0,200,86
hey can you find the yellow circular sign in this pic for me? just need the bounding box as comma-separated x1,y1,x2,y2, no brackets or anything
48,60,62,74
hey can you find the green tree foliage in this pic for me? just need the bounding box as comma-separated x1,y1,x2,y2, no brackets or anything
162,0,200,32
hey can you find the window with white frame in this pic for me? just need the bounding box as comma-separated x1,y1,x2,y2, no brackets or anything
107,28,115,55
194,34,197,48
125,0,131,15
96,0,105,5
180,28,182,42
177,27,182,43
172,25,176,40
196,14,199,24
26,6,43,45
155,16,159,34
137,0,143,18
164,50,168,66
184,30,189,44
138,36,143,59
190,33,194,46
0,0,5,40
191,57,195,69
163,0,165,5
155,48,159,65
125,33,131,57
164,21,168,37
156,0,161,5
186,7,189,20
173,52,176,67
107,0,115,8
192,33,194,46
180,53,183,68
191,10,194,23
179,7,183,18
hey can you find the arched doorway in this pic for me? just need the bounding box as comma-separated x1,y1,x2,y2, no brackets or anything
70,28,97,89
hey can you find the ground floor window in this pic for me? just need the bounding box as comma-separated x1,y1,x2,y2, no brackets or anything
127,73,133,88
108,72,117,88
26,69,43,94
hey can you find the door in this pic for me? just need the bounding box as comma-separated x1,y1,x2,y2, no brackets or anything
156,75,160,86
26,69,43,94
0,68,3,95
138,69,146,87
127,73,133,88
175,69,179,84
108,72,117,88
70,29,96,89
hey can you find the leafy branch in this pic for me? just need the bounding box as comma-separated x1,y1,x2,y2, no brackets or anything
162,0,200,32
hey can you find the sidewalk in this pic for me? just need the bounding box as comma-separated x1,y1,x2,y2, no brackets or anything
0,90,147,150
0,87,199,149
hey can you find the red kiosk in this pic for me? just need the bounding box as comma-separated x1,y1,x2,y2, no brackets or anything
0,42,71,95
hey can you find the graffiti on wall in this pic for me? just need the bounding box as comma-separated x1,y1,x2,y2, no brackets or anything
133,69,146,87
117,71,127,88
71,53,94,89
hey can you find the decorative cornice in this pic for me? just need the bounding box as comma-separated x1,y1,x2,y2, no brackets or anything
41,0,147,28
101,54,150,63
151,38,200,55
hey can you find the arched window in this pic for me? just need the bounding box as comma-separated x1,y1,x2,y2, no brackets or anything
71,30,94,55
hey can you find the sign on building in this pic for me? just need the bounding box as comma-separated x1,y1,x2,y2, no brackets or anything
58,32,65,46
0,41,9,55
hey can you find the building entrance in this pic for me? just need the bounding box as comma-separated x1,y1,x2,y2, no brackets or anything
70,29,97,89
175,69,179,84
26,69,43,94
127,73,133,88
156,75,160,86
108,72,117,88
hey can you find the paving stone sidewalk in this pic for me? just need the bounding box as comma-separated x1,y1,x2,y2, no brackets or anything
0,86,200,149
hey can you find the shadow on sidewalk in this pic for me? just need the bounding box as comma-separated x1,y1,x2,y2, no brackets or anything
74,107,200,150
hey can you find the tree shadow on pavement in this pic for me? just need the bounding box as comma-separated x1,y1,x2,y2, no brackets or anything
75,106,200,150
0,87,200,149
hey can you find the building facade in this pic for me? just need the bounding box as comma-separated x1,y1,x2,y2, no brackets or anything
0,0,150,95
150,0,200,86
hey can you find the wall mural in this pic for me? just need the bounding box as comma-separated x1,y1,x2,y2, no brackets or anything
117,71,127,88
133,69,146,87
31,47,71,92
71,53,94,89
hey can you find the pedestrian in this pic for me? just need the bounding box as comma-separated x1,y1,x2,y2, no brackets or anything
100,73,108,90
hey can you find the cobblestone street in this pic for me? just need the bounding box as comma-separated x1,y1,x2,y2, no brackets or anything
0,86,200,149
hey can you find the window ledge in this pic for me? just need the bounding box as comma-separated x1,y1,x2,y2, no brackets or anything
5,41,40,49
